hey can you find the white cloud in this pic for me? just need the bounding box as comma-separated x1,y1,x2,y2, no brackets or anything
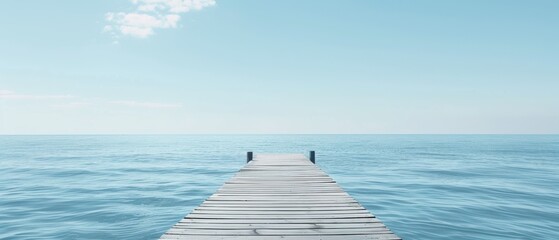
0,90,73,100
105,0,215,38
1,89,181,110
110,100,182,109
51,102,92,109
133,0,216,13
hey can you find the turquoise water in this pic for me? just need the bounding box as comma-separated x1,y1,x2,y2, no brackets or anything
1,135,558,239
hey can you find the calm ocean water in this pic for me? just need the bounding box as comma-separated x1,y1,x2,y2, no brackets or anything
1,135,558,239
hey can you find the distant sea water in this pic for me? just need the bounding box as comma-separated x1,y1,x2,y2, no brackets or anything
1,135,558,240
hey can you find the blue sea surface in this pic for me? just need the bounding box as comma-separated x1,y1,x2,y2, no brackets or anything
1,135,558,239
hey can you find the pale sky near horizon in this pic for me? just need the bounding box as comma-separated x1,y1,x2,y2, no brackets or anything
1,0,558,134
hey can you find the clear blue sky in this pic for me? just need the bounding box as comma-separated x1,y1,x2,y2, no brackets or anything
1,0,558,134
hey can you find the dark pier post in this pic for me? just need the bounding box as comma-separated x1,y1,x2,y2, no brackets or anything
309,151,315,164
247,151,253,163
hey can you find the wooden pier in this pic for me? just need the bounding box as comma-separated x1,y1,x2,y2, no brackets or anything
161,153,400,239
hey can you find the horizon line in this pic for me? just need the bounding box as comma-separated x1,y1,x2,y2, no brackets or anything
1,133,558,136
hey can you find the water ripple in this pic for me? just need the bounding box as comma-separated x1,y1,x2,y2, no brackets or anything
1,135,558,239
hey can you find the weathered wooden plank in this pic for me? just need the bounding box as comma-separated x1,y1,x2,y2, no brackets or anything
225,181,336,184
186,213,374,219
198,205,365,209
161,234,401,240
195,207,366,211
178,220,382,226
190,210,371,215
217,188,344,190
165,228,393,235
161,236,401,240
215,191,346,194
215,190,346,193
202,199,357,202
212,193,349,196
217,189,342,192
206,197,356,201
199,202,363,207
208,193,352,198
178,218,382,224
172,223,387,229
234,176,331,178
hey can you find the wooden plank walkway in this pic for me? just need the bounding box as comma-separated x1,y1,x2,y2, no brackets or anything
161,153,400,240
